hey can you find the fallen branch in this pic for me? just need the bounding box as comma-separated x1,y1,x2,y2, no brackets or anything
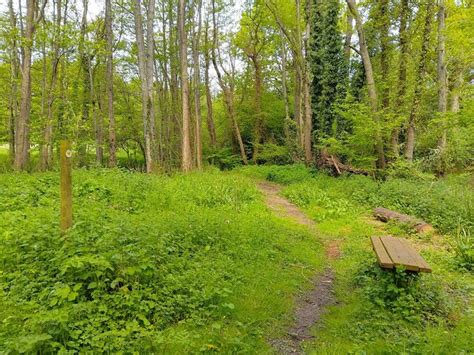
373,207,434,233
317,149,369,176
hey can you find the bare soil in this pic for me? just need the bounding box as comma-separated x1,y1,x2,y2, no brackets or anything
257,181,340,354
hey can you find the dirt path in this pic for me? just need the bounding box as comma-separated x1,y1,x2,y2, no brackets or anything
257,182,339,354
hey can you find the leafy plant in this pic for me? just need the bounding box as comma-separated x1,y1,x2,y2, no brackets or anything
451,226,474,270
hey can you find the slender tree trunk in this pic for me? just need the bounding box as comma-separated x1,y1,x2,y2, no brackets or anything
346,0,385,169
146,0,157,160
303,8,312,164
437,0,448,152
379,0,390,108
133,0,153,172
204,23,217,147
40,0,61,170
280,31,290,137
404,1,434,161
450,71,462,113
15,0,38,170
8,0,19,163
390,0,409,158
295,63,303,148
251,55,263,162
179,0,192,171
105,0,116,167
192,0,203,169
344,10,353,76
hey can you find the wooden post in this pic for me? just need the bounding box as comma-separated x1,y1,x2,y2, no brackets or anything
60,140,72,233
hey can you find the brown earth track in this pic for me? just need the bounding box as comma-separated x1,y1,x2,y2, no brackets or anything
257,182,340,354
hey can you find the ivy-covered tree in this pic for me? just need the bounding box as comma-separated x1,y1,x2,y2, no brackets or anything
310,0,347,143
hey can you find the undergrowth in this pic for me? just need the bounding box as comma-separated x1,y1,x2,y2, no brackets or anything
0,169,323,353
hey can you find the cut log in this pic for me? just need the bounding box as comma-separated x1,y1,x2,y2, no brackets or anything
373,207,434,233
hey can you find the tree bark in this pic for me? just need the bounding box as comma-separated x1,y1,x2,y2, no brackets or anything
133,0,154,172
40,0,61,170
374,207,434,233
8,0,20,163
204,22,217,147
302,4,313,164
344,9,353,72
105,0,116,167
280,30,290,137
404,1,434,161
179,0,193,171
346,0,385,169
379,0,390,109
390,0,409,158
15,0,43,170
437,0,448,152
192,0,203,169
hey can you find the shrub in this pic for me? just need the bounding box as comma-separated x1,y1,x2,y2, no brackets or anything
354,263,452,324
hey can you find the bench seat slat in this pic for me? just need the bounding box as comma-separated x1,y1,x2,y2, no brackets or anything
371,236,394,269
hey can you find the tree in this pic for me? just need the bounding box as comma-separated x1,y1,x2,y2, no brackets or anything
310,0,347,141
390,0,409,158
15,0,47,170
192,0,203,169
133,0,155,172
179,0,193,172
346,0,385,169
105,0,116,167
404,1,434,161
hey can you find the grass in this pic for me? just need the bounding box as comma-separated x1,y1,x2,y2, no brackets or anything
238,164,474,354
0,168,324,353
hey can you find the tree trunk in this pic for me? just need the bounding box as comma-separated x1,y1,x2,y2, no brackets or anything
404,1,434,161
133,0,153,172
346,0,385,169
374,207,434,233
280,30,290,138
390,0,409,158
379,0,390,108
192,0,203,169
15,0,38,170
303,8,312,164
8,0,19,163
40,0,61,170
204,23,217,147
251,55,263,162
344,9,353,76
105,0,116,167
179,0,193,171
437,0,448,152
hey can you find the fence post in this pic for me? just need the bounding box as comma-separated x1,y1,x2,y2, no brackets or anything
60,140,73,233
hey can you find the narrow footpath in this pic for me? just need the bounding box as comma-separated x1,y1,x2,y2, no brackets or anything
257,182,340,354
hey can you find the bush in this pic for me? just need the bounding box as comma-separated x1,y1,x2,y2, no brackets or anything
207,148,242,170
255,143,292,165
354,263,452,324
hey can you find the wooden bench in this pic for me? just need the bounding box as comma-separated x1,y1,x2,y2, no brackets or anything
371,236,432,273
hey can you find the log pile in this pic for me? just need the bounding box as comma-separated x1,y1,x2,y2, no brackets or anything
373,207,434,233
317,149,369,176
